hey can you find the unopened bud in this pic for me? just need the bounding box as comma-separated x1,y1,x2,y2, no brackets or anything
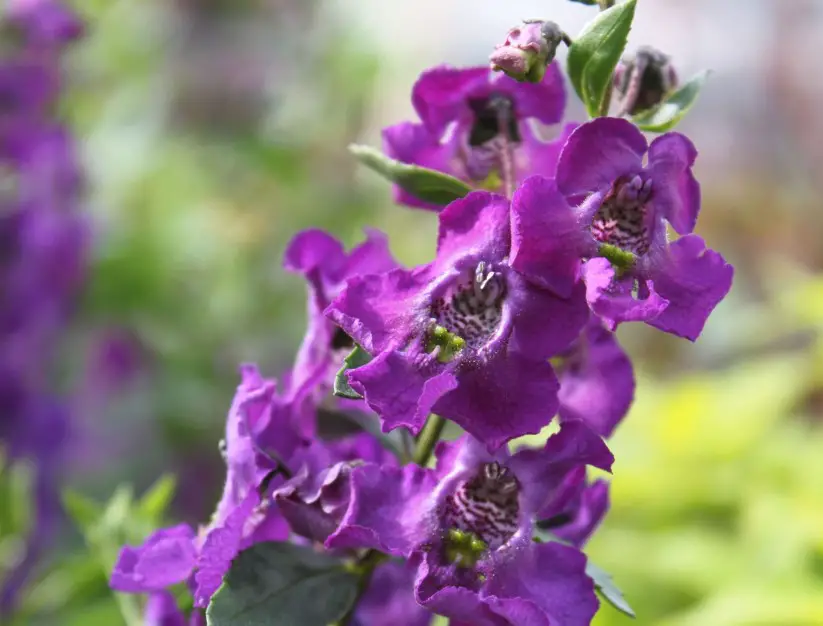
614,46,679,116
490,20,569,83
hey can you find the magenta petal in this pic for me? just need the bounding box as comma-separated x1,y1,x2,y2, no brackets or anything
348,351,458,436
509,420,613,515
436,191,511,266
646,235,734,341
648,132,701,235
509,176,585,298
110,525,197,593
411,66,490,136
434,353,560,452
499,62,566,125
383,122,458,211
417,583,500,626
326,268,430,355
486,542,598,626
518,122,577,186
583,258,669,331
558,319,635,438
145,591,186,626
557,118,647,196
283,229,346,277
325,464,437,555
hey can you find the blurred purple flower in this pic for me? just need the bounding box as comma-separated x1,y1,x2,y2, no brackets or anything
383,65,574,209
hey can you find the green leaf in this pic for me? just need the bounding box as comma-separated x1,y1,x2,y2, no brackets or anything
586,560,635,618
633,71,710,132
137,474,177,522
206,542,359,626
334,344,372,400
567,0,637,117
349,144,472,205
63,490,103,532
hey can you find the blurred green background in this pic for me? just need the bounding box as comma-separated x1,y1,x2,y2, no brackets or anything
4,0,823,624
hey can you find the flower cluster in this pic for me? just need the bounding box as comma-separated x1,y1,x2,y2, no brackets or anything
0,1,86,617
110,5,733,625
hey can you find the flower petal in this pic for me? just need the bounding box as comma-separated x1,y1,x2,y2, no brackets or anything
355,561,434,626
648,132,701,235
646,234,734,341
348,350,458,437
383,122,459,211
558,319,635,438
325,464,437,556
551,479,610,548
583,258,669,331
436,191,511,267
145,591,187,626
110,525,197,593
557,117,646,197
497,61,566,126
517,122,577,187
509,420,613,515
509,176,586,298
434,352,560,452
412,66,490,136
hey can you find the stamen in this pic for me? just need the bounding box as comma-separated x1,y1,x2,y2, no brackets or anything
591,175,654,256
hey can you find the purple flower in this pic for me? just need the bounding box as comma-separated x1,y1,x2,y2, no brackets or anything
383,64,573,210
557,317,635,438
110,525,198,593
514,118,733,340
284,228,397,406
327,420,613,626
327,190,589,451
145,591,187,626
537,467,610,548
6,0,85,47
354,561,434,626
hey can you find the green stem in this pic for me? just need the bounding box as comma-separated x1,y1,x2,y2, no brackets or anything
413,414,447,467
596,0,617,117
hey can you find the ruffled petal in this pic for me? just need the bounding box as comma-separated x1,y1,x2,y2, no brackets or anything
355,561,434,626
583,258,669,331
509,420,613,515
436,191,511,267
326,268,432,355
326,464,437,556
412,66,490,136
557,117,646,197
551,479,610,548
498,62,566,126
348,351,458,437
509,176,586,298
647,132,701,235
383,122,460,211
645,234,734,341
145,591,187,626
558,319,635,437
109,525,197,593
434,352,560,452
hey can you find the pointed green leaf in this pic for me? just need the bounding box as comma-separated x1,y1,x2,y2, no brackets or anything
586,560,635,618
349,144,472,205
62,489,103,532
567,0,637,117
137,474,177,522
334,344,372,400
206,542,359,626
633,71,710,132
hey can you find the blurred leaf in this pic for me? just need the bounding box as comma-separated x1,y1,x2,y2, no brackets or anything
63,490,103,533
634,71,710,132
206,542,358,626
587,560,636,618
567,0,637,117
136,474,176,522
334,345,372,400
349,144,472,205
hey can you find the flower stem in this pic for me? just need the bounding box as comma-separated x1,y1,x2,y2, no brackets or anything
414,414,447,467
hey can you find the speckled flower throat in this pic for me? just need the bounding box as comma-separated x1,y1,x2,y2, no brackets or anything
591,174,653,255
443,462,521,551
431,262,506,351
461,94,520,185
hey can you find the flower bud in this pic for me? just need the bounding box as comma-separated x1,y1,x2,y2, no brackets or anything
490,20,567,83
613,46,679,116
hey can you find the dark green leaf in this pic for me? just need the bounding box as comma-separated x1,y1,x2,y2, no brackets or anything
633,71,710,132
586,560,635,618
334,344,372,400
349,144,472,205
567,0,637,117
206,542,359,626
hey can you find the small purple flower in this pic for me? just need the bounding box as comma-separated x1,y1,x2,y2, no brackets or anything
613,46,679,117
557,317,635,438
327,191,589,451
110,525,198,593
383,64,574,209
515,118,733,340
327,421,613,626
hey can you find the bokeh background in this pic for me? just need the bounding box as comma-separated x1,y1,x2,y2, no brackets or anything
3,0,823,624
